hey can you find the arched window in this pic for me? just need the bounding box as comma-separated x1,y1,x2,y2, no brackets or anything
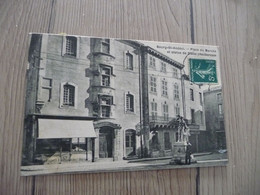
126,93,134,112
63,84,75,106
60,82,78,108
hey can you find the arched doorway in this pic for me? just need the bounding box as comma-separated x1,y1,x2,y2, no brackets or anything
99,126,114,158
125,129,136,157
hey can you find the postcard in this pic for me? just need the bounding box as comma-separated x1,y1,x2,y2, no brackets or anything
21,33,227,176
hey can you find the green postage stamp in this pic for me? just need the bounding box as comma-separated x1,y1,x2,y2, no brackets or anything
189,59,218,84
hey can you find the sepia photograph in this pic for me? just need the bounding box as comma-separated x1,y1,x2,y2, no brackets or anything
21,33,228,176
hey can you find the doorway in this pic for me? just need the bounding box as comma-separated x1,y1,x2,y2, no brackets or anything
125,129,136,157
99,127,113,158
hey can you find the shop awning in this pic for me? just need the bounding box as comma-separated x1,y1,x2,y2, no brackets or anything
38,119,97,139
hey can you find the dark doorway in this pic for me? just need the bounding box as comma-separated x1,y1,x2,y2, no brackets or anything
125,129,136,157
99,127,113,158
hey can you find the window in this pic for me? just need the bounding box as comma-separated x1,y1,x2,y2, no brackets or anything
220,121,225,129
151,101,157,120
125,52,133,70
101,106,110,117
150,76,157,93
100,95,113,105
218,104,223,115
217,93,222,102
126,93,134,112
125,130,135,148
101,39,110,54
163,102,169,121
174,83,179,100
164,132,171,150
161,62,166,73
199,92,203,105
162,79,168,96
149,56,156,68
200,111,204,124
63,84,75,106
99,95,113,118
60,82,77,108
101,66,111,86
190,89,194,101
175,103,180,117
173,68,178,78
191,109,195,123
65,36,77,57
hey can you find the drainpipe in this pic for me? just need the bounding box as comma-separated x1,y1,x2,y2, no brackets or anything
138,45,144,158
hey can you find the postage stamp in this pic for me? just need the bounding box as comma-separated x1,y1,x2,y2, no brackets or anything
189,59,218,84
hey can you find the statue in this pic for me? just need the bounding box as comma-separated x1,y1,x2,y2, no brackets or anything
176,115,190,143
170,115,191,165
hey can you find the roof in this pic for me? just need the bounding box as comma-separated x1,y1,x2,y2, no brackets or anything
119,40,185,69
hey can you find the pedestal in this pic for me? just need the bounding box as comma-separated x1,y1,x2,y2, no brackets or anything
169,142,187,165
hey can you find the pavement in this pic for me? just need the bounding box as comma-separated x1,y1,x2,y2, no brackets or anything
21,152,228,176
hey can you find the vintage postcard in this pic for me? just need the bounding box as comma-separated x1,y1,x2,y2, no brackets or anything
21,33,228,176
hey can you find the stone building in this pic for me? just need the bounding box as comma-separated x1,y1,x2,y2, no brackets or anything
136,45,206,156
86,38,141,160
23,34,207,165
184,79,206,152
23,34,97,164
23,34,142,165
204,86,226,150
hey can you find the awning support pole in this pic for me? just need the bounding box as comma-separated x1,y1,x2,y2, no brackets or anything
59,139,62,164
91,138,95,162
85,138,88,161
69,138,72,161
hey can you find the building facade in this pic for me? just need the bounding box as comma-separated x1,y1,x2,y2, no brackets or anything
204,86,226,150
23,34,207,165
